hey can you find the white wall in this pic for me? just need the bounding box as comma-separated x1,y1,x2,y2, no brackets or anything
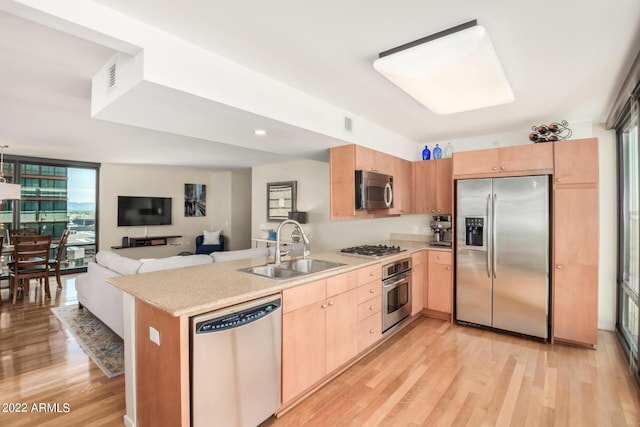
251,159,433,252
593,124,618,331
99,164,250,258
230,171,252,250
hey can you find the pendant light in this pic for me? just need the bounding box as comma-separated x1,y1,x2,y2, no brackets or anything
0,145,21,200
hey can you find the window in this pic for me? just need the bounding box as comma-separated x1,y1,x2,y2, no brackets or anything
616,86,640,382
0,157,99,278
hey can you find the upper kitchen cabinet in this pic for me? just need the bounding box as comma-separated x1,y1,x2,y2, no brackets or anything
330,145,360,219
453,143,553,178
391,158,414,215
329,144,410,219
354,145,395,175
553,137,599,185
414,158,453,214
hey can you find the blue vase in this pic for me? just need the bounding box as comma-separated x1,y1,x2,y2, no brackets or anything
433,144,442,159
422,145,431,160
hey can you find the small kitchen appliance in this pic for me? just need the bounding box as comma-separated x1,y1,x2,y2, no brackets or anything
430,214,452,247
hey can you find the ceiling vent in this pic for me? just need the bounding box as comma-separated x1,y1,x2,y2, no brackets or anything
108,63,117,89
344,116,353,133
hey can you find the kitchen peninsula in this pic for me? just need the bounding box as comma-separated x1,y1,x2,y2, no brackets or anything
108,240,446,427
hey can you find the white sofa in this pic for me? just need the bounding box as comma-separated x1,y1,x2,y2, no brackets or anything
73,249,250,337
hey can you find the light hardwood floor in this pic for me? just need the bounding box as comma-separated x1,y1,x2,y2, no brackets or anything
0,276,125,426
1,276,639,426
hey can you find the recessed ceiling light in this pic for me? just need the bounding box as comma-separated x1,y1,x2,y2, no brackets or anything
254,129,267,136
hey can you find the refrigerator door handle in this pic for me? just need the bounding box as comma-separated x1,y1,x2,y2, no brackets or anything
493,193,498,279
486,193,492,278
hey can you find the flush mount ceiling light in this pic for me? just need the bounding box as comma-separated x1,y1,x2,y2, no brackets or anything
253,129,267,136
0,145,21,200
373,20,514,115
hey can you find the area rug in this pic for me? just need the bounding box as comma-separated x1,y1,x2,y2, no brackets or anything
50,305,124,378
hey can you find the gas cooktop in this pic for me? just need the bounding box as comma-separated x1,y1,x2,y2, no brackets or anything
340,244,406,259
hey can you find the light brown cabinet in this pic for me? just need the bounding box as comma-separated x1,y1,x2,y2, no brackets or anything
553,137,599,185
355,145,394,175
452,143,553,178
426,251,453,320
391,157,414,214
413,158,453,214
282,264,381,404
552,138,599,347
411,250,426,316
281,273,359,404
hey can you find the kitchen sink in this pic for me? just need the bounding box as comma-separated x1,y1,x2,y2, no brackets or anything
239,265,304,279
239,259,346,279
279,258,345,274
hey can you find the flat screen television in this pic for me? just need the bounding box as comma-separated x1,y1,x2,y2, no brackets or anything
117,196,172,226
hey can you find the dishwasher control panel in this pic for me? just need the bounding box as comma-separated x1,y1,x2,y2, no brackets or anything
195,299,281,333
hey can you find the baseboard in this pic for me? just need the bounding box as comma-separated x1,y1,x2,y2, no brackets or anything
123,414,135,427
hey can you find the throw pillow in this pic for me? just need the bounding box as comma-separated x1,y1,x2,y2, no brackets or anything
202,229,221,245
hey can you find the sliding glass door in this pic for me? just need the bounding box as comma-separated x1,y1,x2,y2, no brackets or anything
0,157,98,278
618,99,640,382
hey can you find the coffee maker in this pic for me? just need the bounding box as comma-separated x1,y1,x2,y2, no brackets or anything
430,214,452,247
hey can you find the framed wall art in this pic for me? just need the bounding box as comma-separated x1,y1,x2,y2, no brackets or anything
267,181,296,221
185,183,206,217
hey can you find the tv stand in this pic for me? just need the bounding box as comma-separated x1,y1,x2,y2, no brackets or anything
111,235,182,250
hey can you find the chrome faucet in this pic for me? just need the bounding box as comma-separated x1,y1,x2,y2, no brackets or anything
274,219,310,265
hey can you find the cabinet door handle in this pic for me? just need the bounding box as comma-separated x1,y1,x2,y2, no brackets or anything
437,255,441,260
500,166,505,171
556,178,561,182
431,209,435,213
556,265,563,269
446,266,451,271
321,303,327,308
369,329,375,334
369,306,375,311
370,272,375,277
492,166,497,171
369,289,375,294
328,301,334,307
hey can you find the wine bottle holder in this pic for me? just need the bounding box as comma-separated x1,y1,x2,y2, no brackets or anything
528,120,572,143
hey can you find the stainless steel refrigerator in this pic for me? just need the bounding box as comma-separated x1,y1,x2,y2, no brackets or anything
456,175,550,339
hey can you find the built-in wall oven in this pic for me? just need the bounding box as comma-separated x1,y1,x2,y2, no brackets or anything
382,257,412,333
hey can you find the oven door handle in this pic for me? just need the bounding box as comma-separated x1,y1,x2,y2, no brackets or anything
382,275,410,288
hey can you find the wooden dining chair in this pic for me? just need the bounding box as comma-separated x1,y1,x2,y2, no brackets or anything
9,234,52,303
8,228,38,244
48,229,70,290
0,235,5,305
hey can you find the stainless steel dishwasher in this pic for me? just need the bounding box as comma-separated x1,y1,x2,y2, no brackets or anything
190,295,282,427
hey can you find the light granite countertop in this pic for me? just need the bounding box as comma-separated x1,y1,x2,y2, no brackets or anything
107,239,451,318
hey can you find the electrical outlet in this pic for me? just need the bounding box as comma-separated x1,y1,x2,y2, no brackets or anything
149,326,160,346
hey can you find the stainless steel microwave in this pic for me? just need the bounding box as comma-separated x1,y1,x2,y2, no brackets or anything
355,170,394,210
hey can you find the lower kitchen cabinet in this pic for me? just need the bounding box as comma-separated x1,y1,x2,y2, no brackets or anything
357,275,382,352
411,250,426,315
426,251,453,320
281,271,360,404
